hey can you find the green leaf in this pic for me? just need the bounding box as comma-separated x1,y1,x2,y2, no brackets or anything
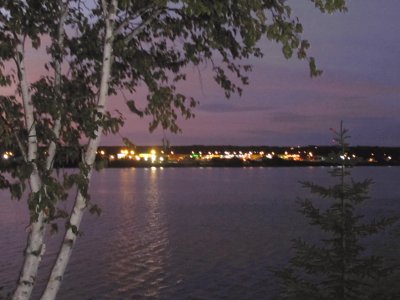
89,204,102,216
283,44,293,59
126,100,144,117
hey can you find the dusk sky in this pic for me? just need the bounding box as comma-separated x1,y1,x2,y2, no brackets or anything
103,0,400,147
3,2,398,147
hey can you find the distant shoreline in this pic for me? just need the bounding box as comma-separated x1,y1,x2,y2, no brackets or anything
98,145,400,168
2,145,399,169
105,159,400,169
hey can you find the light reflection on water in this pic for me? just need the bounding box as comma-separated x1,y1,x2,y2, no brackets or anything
0,167,399,299
104,168,170,299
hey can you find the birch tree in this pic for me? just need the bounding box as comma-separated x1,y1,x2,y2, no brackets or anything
1,1,122,299
0,1,348,299
0,2,68,299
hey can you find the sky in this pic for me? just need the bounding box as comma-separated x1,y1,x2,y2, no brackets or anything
2,1,398,147
104,0,399,147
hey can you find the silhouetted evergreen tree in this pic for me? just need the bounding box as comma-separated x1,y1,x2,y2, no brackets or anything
276,122,399,300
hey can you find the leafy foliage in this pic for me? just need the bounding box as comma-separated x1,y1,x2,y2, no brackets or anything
0,0,349,219
0,1,350,298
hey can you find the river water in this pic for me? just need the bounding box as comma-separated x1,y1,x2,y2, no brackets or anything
1,167,400,299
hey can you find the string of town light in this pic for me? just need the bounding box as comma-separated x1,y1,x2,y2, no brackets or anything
93,146,398,167
1,146,398,167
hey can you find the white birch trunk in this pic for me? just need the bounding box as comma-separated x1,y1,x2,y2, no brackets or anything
13,3,68,298
12,37,46,300
40,1,117,299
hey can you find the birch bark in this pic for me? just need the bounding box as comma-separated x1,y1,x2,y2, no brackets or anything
12,3,68,299
41,1,117,299
12,36,45,300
